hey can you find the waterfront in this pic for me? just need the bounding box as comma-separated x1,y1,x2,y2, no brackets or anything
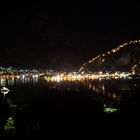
0,77,140,139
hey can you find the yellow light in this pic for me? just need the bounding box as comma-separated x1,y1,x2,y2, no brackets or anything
102,59,105,62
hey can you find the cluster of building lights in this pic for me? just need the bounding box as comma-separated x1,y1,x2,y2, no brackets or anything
0,67,41,80
45,73,84,82
45,71,132,82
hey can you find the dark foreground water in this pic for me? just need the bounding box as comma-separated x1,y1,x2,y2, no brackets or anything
0,78,140,139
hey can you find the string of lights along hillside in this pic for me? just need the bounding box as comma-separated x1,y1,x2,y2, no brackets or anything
79,40,140,74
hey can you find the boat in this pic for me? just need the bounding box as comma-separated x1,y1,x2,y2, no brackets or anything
1,87,10,92
0,87,10,95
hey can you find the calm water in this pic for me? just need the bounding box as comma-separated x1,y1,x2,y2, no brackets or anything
0,77,140,139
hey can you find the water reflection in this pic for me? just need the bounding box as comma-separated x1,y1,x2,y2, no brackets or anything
7,78,14,86
80,79,137,114
0,77,139,137
84,79,133,102
0,78,6,86
0,77,38,86
0,77,134,105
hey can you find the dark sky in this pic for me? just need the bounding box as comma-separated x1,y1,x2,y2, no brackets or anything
0,5,139,70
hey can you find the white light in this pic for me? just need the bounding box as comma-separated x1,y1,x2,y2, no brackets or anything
56,75,61,82
21,75,25,79
99,71,102,74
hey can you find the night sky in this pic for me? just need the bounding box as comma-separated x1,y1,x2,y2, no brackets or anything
0,5,139,70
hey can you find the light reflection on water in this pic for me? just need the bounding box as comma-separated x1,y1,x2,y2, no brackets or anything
80,79,137,113
0,77,137,114
0,77,133,100
0,77,139,137
0,77,38,87
83,79,133,101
